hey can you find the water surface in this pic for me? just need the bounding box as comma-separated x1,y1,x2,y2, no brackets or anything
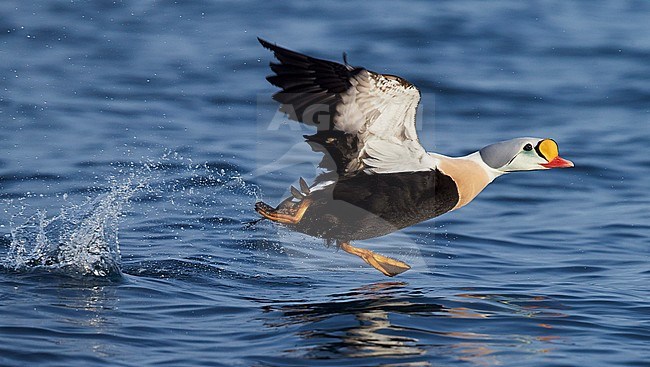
1,1,649,366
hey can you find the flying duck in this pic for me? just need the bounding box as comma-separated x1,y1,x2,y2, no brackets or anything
255,38,573,277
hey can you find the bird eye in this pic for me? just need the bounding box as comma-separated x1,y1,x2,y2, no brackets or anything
523,143,533,151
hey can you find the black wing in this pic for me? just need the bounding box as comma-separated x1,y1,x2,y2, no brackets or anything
258,37,363,130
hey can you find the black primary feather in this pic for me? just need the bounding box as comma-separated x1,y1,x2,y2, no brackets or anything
258,37,363,130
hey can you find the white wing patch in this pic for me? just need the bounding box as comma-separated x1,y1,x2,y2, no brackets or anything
363,139,437,174
334,70,437,174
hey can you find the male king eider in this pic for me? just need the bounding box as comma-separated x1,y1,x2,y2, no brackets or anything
255,38,573,277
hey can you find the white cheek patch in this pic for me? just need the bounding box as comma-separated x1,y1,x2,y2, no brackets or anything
504,152,547,171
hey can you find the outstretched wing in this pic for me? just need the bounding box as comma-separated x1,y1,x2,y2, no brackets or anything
259,38,437,176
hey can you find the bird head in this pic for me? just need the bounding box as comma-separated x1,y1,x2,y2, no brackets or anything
479,138,574,173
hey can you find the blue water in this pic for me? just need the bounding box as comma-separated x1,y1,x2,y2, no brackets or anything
1,1,649,366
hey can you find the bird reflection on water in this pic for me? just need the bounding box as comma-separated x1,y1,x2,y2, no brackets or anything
260,282,564,366
265,282,435,360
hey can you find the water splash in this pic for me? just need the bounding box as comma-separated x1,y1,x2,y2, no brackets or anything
4,178,144,278
1,152,262,279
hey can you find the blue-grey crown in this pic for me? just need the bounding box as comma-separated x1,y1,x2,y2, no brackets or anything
479,138,538,169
